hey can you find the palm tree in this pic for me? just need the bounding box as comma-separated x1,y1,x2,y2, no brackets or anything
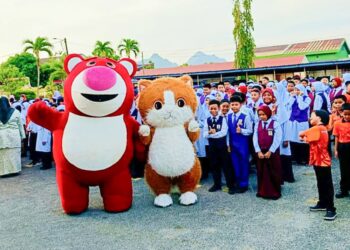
23,37,53,94
48,56,67,84
92,41,115,58
118,38,140,58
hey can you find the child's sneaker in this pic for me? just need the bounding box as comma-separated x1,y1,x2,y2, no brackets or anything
324,211,337,221
309,204,326,211
335,191,349,199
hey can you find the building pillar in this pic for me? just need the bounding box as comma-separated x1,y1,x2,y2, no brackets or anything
336,65,339,77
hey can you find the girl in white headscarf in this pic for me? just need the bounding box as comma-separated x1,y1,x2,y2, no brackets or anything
289,84,312,166
275,82,294,182
313,81,331,113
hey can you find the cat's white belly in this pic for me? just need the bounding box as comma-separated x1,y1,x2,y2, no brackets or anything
62,113,127,171
149,125,195,177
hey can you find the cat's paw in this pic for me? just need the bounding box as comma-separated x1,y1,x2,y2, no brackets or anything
139,125,150,136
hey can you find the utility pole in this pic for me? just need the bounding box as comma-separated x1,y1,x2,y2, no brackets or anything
63,38,69,54
53,37,69,55
141,51,145,75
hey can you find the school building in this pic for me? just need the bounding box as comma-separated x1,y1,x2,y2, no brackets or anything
135,38,350,84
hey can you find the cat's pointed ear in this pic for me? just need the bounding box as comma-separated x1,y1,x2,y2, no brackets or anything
179,75,193,87
138,80,152,92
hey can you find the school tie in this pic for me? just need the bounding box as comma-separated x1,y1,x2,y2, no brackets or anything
263,122,268,129
233,114,237,125
212,117,217,128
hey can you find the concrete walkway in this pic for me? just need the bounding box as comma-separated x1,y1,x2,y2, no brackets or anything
1,159,350,250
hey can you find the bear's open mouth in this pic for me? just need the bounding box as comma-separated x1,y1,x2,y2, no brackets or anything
81,93,118,102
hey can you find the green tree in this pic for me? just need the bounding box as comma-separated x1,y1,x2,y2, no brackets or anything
232,0,255,69
143,60,155,69
118,38,140,58
6,52,37,85
23,37,53,94
43,56,66,96
0,63,26,94
110,54,121,61
92,41,115,58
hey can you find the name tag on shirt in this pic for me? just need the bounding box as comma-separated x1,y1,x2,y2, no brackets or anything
237,119,243,126
268,129,273,136
216,124,221,130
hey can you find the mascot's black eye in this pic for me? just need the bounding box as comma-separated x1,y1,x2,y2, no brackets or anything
106,62,115,68
154,101,162,110
177,98,185,107
87,61,96,66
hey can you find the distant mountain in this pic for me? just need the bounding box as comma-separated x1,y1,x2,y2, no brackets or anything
187,51,226,65
142,53,178,69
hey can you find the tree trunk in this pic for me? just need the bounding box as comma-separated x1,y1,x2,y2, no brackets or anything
36,58,40,97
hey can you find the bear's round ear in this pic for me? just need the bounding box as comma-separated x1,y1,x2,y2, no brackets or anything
179,75,193,87
64,54,84,73
138,80,152,92
119,58,137,77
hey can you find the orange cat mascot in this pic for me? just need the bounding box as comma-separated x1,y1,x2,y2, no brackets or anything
137,75,202,207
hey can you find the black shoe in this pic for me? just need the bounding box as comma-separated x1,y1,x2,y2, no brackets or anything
228,188,235,195
309,204,327,211
284,178,295,183
324,211,337,221
1,173,20,178
208,185,221,192
236,187,248,193
335,191,349,199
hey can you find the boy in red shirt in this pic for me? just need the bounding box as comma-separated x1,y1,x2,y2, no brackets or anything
299,110,336,221
333,103,350,198
344,81,350,103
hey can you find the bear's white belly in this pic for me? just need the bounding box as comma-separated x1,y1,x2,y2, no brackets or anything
149,125,195,177
62,113,127,171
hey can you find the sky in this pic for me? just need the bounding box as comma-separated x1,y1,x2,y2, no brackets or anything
0,0,350,64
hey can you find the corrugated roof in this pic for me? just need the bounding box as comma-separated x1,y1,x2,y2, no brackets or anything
136,56,307,77
256,38,346,57
255,45,288,54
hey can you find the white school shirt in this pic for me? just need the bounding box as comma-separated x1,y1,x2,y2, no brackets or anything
253,119,282,153
27,121,41,133
35,125,52,153
204,115,228,139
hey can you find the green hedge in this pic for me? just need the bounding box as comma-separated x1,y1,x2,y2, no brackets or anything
13,89,36,100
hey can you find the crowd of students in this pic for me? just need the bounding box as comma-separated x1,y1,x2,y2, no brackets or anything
0,91,65,176
191,74,350,221
1,74,350,221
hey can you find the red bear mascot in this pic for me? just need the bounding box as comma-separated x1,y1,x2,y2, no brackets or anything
28,54,141,214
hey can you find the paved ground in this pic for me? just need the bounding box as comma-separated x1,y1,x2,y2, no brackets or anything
1,158,350,250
